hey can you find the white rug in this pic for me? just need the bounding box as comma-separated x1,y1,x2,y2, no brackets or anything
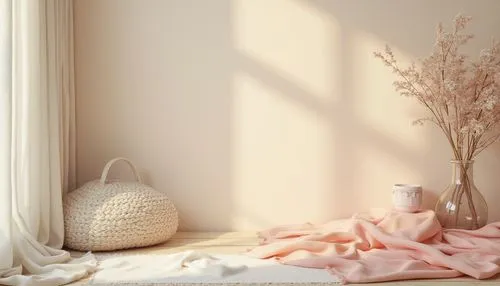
88,250,340,285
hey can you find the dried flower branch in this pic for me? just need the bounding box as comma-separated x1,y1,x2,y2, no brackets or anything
374,14,500,162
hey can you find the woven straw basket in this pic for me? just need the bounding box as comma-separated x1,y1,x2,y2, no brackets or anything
63,157,179,251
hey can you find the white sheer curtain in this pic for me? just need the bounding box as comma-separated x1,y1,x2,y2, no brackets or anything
0,0,97,285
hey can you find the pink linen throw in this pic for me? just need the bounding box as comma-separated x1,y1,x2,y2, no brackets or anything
245,209,500,284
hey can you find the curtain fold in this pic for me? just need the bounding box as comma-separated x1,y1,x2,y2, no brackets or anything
0,0,14,276
0,0,97,285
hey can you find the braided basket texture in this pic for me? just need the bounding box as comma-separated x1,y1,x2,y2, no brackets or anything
63,158,178,251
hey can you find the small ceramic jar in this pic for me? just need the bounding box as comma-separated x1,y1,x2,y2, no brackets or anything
392,184,422,212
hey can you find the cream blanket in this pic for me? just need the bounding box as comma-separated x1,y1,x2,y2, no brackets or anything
90,250,340,284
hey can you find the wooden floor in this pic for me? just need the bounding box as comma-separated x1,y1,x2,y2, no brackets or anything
69,232,500,285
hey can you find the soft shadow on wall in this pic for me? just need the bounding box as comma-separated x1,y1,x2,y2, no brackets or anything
74,0,235,231
233,0,500,228
321,0,500,219
74,0,500,231
230,0,500,228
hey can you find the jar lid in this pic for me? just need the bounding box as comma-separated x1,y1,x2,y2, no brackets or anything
393,184,422,192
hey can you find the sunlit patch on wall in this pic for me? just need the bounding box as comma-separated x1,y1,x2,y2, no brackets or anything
232,0,342,103
231,71,330,229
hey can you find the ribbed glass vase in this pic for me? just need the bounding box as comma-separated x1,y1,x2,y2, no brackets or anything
435,160,488,230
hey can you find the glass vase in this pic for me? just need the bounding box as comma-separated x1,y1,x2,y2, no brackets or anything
435,160,488,230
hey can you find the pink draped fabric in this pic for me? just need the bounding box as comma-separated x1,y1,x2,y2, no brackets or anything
246,209,500,284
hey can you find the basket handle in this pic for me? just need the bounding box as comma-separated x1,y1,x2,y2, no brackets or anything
100,157,143,184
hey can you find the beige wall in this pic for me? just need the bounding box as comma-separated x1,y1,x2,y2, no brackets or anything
74,0,500,231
